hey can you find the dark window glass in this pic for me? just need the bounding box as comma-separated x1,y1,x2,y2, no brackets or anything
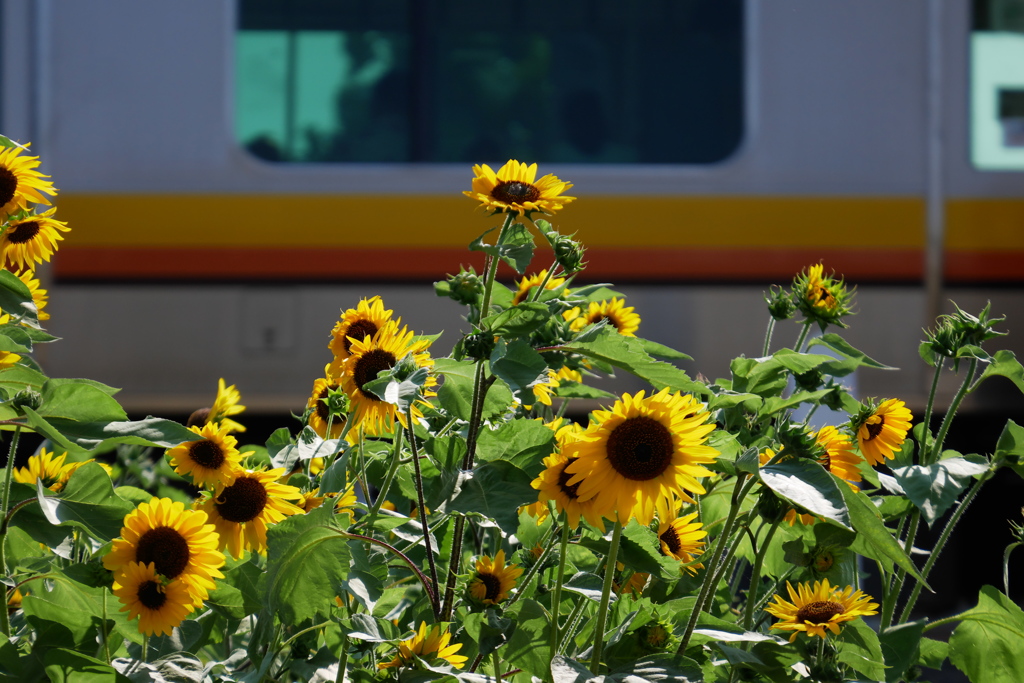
236,0,744,164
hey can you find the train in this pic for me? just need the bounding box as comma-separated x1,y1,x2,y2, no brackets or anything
0,0,1021,420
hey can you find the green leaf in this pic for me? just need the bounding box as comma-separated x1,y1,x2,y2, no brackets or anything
949,586,1024,683
918,636,948,670
44,649,131,683
637,338,692,362
36,463,133,542
489,338,548,403
561,327,705,394
879,621,925,683
0,270,37,325
608,655,703,683
730,357,787,397
560,572,609,602
470,222,535,274
345,613,399,642
434,358,512,422
759,461,850,529
481,302,550,337
448,461,536,535
892,456,989,525
975,350,1024,395
807,333,896,369
771,349,838,374
997,420,1024,459
835,618,885,682
552,381,615,400
579,520,681,580
476,417,556,477
264,505,352,625
503,599,551,680
761,389,834,416
462,609,515,657
0,364,47,396
38,380,127,423
21,412,199,453
840,485,928,585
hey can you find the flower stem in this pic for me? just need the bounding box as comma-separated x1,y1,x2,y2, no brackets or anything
527,260,560,303
478,212,516,323
549,515,572,655
504,523,558,611
363,426,405,528
493,650,502,683
929,358,977,465
406,403,440,618
794,321,813,353
0,425,21,638
762,317,776,357
742,520,781,631
335,632,349,683
589,520,623,674
918,359,944,464
558,594,589,654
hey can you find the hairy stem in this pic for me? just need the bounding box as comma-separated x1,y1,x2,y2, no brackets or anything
589,520,623,674
0,425,21,638
406,403,440,617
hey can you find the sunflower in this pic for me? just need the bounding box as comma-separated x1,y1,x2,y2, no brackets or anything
512,269,567,306
564,390,719,526
463,159,575,217
656,511,707,574
614,569,650,597
13,448,76,492
338,321,436,436
104,498,226,605
0,208,70,271
15,270,48,322
565,298,641,337
468,549,523,606
112,561,195,636
166,423,244,489
300,482,358,519
328,296,395,363
198,469,304,559
0,145,57,219
378,621,468,670
208,378,246,433
764,579,879,642
529,366,583,408
305,367,353,440
855,398,913,467
793,263,854,329
531,422,607,531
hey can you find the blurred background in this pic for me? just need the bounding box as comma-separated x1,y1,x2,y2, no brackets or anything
1,0,1023,668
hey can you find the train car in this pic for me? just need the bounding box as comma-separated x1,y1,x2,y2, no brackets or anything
0,0,1022,419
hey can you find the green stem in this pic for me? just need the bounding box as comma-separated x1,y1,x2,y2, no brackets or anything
742,520,781,630
929,358,977,464
100,586,111,664
440,515,465,621
406,404,440,618
504,523,558,610
493,650,502,683
794,321,813,353
341,531,439,610
919,360,944,464
589,520,623,674
558,595,589,655
762,317,776,357
363,426,404,528
335,633,349,683
0,425,21,638
477,212,516,323
880,511,920,630
549,515,572,655
527,260,560,303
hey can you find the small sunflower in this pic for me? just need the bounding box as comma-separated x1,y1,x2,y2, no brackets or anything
15,270,48,322
378,621,468,670
512,269,567,306
300,482,358,519
565,298,641,337
305,368,353,440
328,296,395,363
793,263,854,329
656,511,707,574
564,390,719,526
0,145,57,219
531,421,607,530
13,448,76,492
112,561,195,636
529,366,583,408
0,207,70,271
468,549,523,606
198,469,304,559
104,498,225,606
208,378,246,433
614,569,650,597
765,579,879,642
854,398,913,467
166,423,244,489
338,321,437,436
463,159,575,217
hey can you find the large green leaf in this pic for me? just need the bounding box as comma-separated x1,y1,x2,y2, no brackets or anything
759,460,850,529
476,417,556,477
561,327,705,394
44,649,131,683
448,460,536,535
761,389,834,416
879,621,925,683
38,380,127,423
840,485,927,584
836,618,885,681
264,505,352,626
579,520,681,580
771,349,838,374
730,357,787,397
22,412,199,453
973,349,1024,395
470,222,535,275
0,269,37,326
35,463,133,542
490,338,548,402
481,302,550,337
434,358,512,422
949,586,1024,683
503,599,551,680
807,334,896,370
892,456,988,525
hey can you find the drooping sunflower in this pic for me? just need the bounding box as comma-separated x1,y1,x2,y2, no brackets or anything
463,159,575,217
765,579,879,642
0,144,57,219
104,498,225,605
656,511,707,575
328,296,395,364
0,208,70,271
468,549,523,606
198,469,304,559
512,269,567,306
13,449,76,492
305,367,353,440
338,321,436,435
16,270,48,322
208,378,246,433
112,561,195,637
855,398,913,467
378,621,468,670
166,423,244,488
565,298,641,337
564,390,719,526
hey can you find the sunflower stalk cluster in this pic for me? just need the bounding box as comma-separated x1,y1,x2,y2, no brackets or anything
0,149,1022,683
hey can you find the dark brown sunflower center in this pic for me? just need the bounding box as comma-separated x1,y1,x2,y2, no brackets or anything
556,458,582,500
659,528,681,556
215,476,269,523
343,319,378,353
6,220,40,244
816,287,831,303
189,439,225,470
796,600,844,624
137,580,167,610
605,416,675,481
478,572,502,602
865,418,884,441
491,180,540,204
0,168,17,207
354,349,397,400
136,526,190,579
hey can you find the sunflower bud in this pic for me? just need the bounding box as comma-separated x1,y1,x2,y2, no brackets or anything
764,285,796,321
462,332,495,361
793,368,824,392
792,264,855,331
11,389,41,415
776,421,827,462
443,267,483,306
323,385,350,418
553,235,586,274
756,488,789,525
922,301,1006,368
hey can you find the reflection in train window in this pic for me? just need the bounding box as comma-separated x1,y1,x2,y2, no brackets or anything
972,0,1024,170
235,0,743,164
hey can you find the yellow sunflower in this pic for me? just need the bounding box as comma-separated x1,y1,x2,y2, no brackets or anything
531,421,607,530
463,159,575,216
16,270,48,322
512,269,567,306
165,423,244,489
614,569,650,597
13,448,76,492
804,264,837,312
103,498,226,606
793,263,854,328
0,144,57,219
328,296,395,363
765,579,879,642
112,561,195,637
657,511,707,575
0,208,70,271
300,482,358,518
208,378,246,433
565,298,641,337
856,398,913,467
305,367,354,441
529,366,583,408
338,321,436,436
198,469,304,559
378,621,468,670
564,389,719,526
468,549,523,605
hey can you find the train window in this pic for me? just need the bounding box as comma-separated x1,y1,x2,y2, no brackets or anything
235,0,743,164
971,0,1024,170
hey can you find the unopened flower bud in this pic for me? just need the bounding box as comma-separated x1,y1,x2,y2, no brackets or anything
11,389,42,415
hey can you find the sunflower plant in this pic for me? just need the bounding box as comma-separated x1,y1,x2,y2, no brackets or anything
1,143,1023,683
